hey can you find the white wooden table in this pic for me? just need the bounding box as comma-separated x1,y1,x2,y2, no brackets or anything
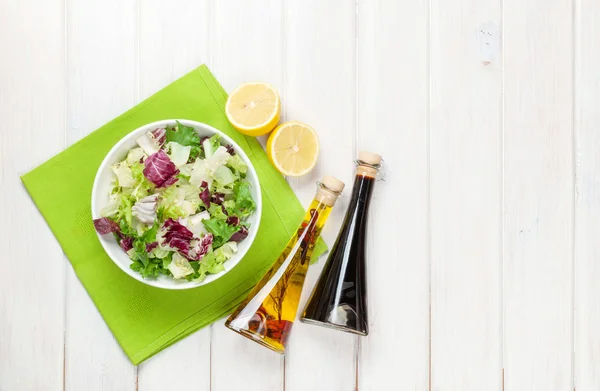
1,0,598,390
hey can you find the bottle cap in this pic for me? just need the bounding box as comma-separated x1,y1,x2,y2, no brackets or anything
317,176,344,206
357,151,382,178
321,175,345,193
358,151,382,166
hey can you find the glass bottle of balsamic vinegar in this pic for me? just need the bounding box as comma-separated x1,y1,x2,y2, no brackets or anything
301,151,381,336
225,176,345,354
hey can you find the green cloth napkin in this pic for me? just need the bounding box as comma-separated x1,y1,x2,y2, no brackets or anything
21,65,326,365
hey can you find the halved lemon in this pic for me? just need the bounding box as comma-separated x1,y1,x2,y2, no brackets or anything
225,82,281,137
266,121,320,176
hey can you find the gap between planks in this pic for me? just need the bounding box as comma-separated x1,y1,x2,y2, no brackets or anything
62,0,69,388
427,0,433,389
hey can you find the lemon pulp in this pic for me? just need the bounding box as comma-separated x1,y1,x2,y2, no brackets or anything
267,121,320,176
225,82,281,137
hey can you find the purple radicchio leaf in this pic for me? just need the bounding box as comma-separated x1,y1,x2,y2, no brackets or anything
191,234,213,261
162,176,179,187
143,150,179,188
150,128,166,147
225,144,235,156
199,188,210,208
119,237,134,252
226,216,239,226
211,192,225,205
230,226,249,242
162,218,195,258
199,181,210,208
146,242,158,252
93,217,121,235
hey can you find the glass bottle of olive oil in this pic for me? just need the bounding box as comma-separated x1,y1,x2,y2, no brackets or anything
225,176,345,354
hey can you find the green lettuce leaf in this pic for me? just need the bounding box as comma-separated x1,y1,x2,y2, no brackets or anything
202,218,238,247
152,246,171,259
227,154,248,175
156,186,188,220
208,203,228,221
224,181,256,219
130,257,171,279
165,121,201,148
188,251,219,281
129,232,172,279
119,218,137,237
222,200,236,213
140,221,159,243
132,239,149,268
214,242,238,263
117,195,133,228
128,161,154,200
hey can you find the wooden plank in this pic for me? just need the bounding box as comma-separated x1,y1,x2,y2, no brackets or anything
136,1,212,390
574,0,600,389
137,334,211,391
138,0,211,100
283,1,357,390
210,0,284,93
503,0,574,389
356,0,430,390
209,1,285,390
0,0,66,390
430,1,503,390
64,0,138,390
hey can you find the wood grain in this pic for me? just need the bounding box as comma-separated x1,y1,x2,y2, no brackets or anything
574,0,600,389
136,1,212,390
0,1,66,390
3,0,600,389
64,1,138,389
356,0,430,390
430,1,503,390
209,1,285,391
138,0,211,101
283,1,357,390
503,0,574,389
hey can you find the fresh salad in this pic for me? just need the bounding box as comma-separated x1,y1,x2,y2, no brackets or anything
93,121,256,282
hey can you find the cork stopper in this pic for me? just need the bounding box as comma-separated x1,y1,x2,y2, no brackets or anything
316,176,345,207
321,175,345,193
358,151,382,166
357,151,382,178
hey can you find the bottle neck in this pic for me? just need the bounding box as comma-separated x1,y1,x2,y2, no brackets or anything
355,160,380,178
297,198,332,260
315,183,342,207
348,174,376,208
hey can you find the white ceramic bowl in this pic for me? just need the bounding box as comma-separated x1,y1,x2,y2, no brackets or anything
91,119,262,289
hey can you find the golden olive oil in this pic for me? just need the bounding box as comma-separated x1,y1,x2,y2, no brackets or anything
225,177,344,353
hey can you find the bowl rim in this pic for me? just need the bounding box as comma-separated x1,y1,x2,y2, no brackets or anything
91,119,262,290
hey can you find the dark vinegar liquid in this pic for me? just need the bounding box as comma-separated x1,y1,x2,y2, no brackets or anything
301,174,375,335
